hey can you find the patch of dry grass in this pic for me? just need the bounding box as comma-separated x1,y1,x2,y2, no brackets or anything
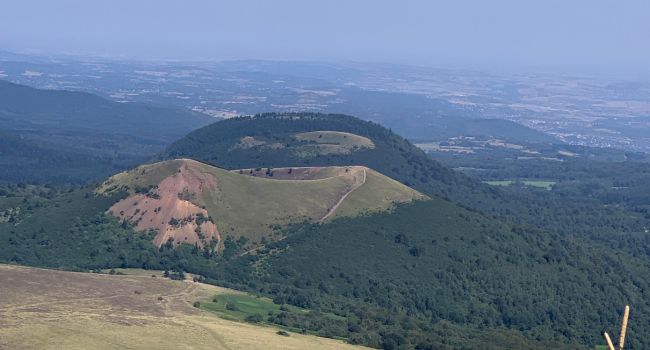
0,264,367,350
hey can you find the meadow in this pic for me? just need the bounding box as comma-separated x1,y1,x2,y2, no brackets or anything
0,264,366,350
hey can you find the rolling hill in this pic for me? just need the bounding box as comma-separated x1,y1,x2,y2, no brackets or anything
323,87,560,144
0,80,214,183
97,158,426,248
163,113,645,242
162,113,499,205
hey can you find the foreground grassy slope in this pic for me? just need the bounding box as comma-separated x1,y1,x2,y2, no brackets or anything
0,264,366,350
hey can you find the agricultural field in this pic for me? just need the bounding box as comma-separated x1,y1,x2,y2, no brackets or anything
202,293,306,322
201,293,345,331
484,180,556,190
0,264,366,350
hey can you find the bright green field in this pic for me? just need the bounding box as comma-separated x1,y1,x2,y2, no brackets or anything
201,293,306,321
201,293,345,324
485,180,556,190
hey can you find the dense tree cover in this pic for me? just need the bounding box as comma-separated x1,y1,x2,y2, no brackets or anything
0,131,147,184
431,148,650,242
211,199,650,349
0,184,223,273
0,184,160,268
3,184,648,349
0,79,213,184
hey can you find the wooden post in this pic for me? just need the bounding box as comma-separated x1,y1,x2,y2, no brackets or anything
618,305,630,350
604,332,615,350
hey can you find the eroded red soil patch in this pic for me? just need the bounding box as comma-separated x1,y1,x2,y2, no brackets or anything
109,161,220,247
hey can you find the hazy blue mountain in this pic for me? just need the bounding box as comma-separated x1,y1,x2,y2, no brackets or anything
0,80,214,183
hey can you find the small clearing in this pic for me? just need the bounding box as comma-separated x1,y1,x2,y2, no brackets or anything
293,131,375,156
484,180,556,190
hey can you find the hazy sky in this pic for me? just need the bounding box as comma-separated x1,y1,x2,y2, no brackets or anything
1,0,649,75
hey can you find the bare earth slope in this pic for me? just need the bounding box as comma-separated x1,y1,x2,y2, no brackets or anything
0,264,366,350
98,159,427,247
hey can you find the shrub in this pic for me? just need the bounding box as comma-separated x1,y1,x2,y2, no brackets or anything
409,246,425,257
245,313,264,323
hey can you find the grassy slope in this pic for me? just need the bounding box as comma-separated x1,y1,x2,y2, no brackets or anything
198,162,357,240
100,159,425,243
294,131,375,155
295,131,375,147
0,264,366,350
97,159,184,194
331,168,426,219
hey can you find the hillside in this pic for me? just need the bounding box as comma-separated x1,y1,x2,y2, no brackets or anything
97,159,426,248
162,113,500,204
0,80,214,183
216,199,650,349
0,264,367,350
163,113,648,242
2,162,650,348
322,88,559,144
